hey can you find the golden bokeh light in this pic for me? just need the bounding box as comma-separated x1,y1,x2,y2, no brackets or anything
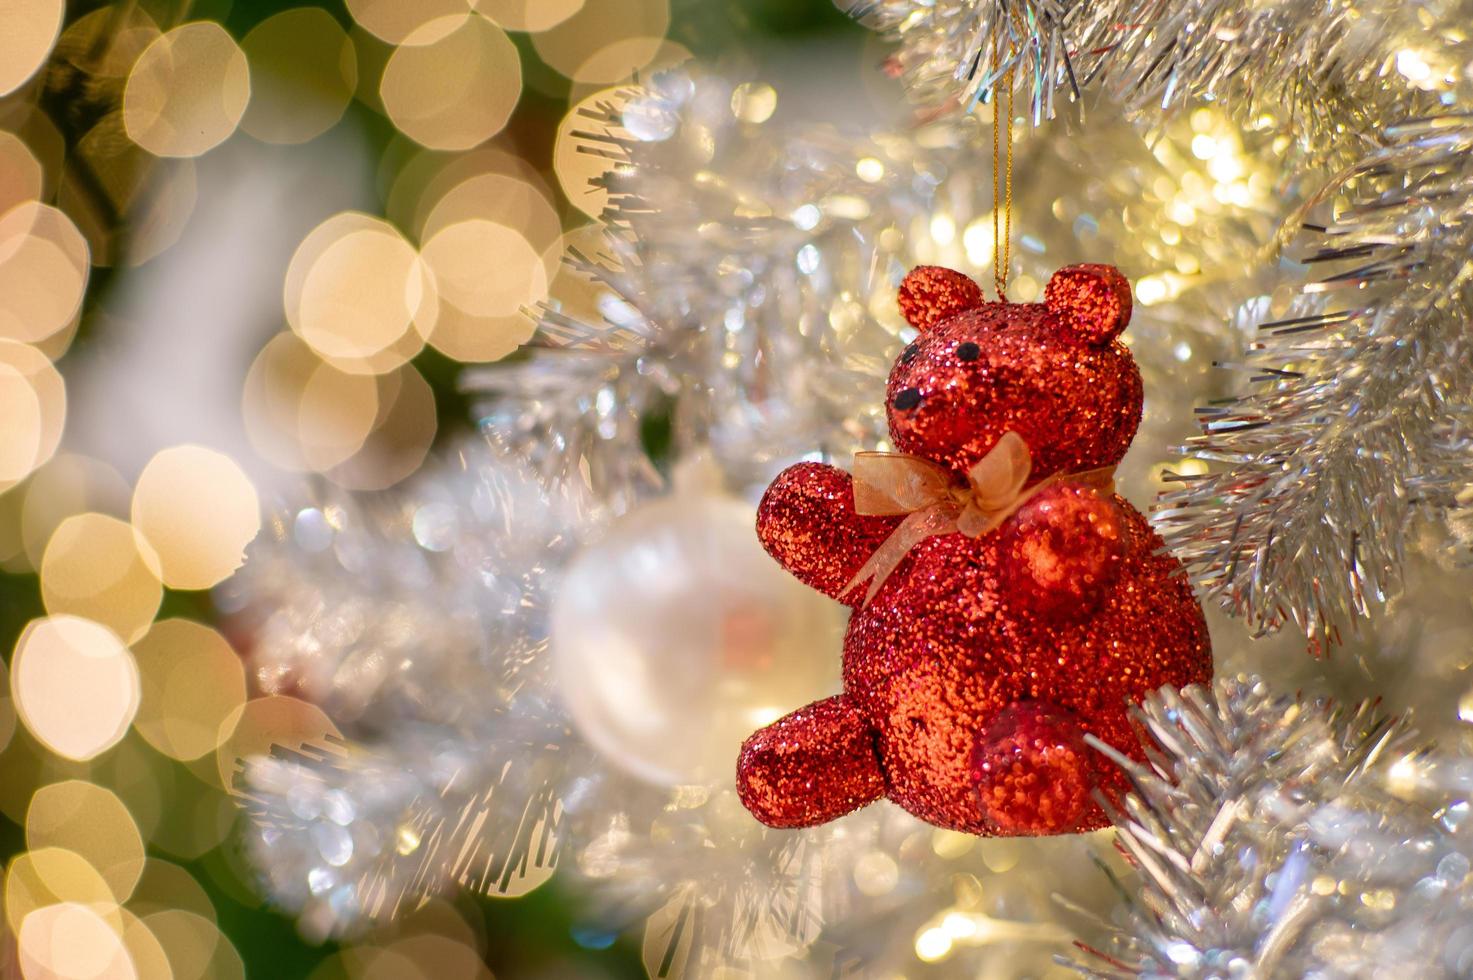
17,453,132,569
418,299,535,364
27,780,146,903
299,228,432,360
132,619,247,762
0,201,91,345
347,0,472,45
241,9,358,145
131,446,261,591
5,848,120,934
128,858,216,922
0,131,44,215
0,343,66,493
0,361,44,488
123,22,252,158
285,212,436,364
118,908,173,980
17,901,137,979
242,332,383,472
422,220,548,318
0,0,64,97
381,15,522,151
213,696,340,792
11,616,141,761
143,909,219,980
568,38,690,100
555,87,629,219
531,0,669,80
476,0,584,32
40,513,162,645
326,364,438,490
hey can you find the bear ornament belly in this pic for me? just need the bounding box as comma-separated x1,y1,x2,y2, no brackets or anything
738,264,1212,836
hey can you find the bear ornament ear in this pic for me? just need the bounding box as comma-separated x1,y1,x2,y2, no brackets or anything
1044,264,1132,345
898,266,985,333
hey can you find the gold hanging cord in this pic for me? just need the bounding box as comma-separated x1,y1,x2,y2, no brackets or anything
990,27,1016,301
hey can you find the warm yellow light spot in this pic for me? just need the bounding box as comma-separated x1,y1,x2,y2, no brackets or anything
476,0,584,32
298,359,384,470
532,0,669,80
18,901,137,979
915,926,952,962
962,217,996,268
856,157,885,183
0,0,64,97
117,909,172,980
27,781,146,903
129,858,217,923
554,87,629,219
421,170,562,285
241,9,358,145
131,446,261,590
853,851,899,896
1396,49,1432,83
285,212,436,365
325,365,438,490
930,214,956,247
17,454,132,569
730,82,777,124
1190,134,1219,160
5,848,118,934
213,696,340,792
0,202,91,345
144,908,242,980
132,619,247,762
0,132,44,215
12,616,140,761
40,513,162,644
123,22,251,158
242,333,384,471
382,15,522,151
347,0,471,44
422,220,548,319
569,38,690,95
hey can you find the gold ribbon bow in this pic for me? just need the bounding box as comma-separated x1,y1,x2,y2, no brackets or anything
841,432,1116,604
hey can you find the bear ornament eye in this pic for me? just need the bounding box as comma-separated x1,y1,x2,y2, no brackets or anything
955,342,980,362
893,387,922,411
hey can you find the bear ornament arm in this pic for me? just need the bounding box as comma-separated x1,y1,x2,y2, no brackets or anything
755,462,901,608
997,482,1128,617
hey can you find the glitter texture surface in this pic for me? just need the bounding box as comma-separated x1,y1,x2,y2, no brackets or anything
744,265,1212,836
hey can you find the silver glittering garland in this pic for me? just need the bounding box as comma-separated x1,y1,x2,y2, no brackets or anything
843,0,1082,124
1068,675,1473,978
1154,116,1473,651
844,0,1473,162
224,438,597,939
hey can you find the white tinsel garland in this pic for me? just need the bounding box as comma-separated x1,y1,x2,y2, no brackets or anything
1070,676,1473,978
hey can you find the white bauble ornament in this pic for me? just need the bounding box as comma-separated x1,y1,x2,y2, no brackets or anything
552,492,844,786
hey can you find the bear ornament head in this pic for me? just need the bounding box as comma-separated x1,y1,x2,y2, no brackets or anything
886,264,1143,482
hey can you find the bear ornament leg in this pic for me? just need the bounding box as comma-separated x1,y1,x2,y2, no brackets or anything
970,702,1098,836
737,695,885,829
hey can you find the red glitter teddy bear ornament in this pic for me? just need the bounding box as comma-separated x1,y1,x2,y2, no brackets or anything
738,264,1212,836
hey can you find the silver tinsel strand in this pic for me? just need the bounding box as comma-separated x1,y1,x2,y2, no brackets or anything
1154,116,1473,651
223,438,595,940
843,0,1081,124
1070,675,1473,978
846,0,1473,162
